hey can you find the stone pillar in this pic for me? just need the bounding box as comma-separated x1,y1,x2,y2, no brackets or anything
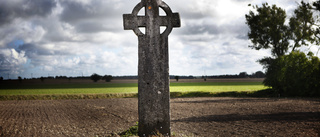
123,0,180,136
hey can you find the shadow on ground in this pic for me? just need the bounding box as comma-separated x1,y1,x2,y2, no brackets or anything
170,89,277,98
172,112,320,123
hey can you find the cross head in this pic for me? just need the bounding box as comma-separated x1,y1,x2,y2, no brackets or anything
123,0,180,37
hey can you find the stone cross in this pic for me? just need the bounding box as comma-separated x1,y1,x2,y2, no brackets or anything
123,0,180,136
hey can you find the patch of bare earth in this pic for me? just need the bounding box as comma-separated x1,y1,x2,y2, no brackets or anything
0,97,319,136
0,99,138,136
171,98,320,136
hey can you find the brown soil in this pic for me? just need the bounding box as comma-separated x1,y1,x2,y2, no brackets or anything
0,97,319,136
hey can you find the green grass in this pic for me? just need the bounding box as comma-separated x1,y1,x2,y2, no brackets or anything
171,82,266,92
0,81,271,100
0,83,138,95
0,87,138,95
0,82,267,96
118,122,139,137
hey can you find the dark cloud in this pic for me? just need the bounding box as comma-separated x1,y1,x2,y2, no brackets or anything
74,20,121,33
0,0,57,26
18,43,73,58
0,53,9,71
181,23,220,35
60,1,98,23
14,43,76,70
178,21,248,42
59,0,122,33
75,21,106,33
236,34,248,40
18,43,47,57
179,11,208,20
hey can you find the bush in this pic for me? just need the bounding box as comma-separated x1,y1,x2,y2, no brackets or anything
18,76,22,83
40,77,45,82
264,51,320,97
103,75,113,82
90,73,102,82
174,76,179,81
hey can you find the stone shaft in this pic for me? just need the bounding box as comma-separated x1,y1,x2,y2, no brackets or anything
123,0,180,136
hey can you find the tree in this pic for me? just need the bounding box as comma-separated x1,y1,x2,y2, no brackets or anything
264,51,320,96
247,2,320,97
40,77,45,82
18,76,22,83
312,1,320,45
246,2,317,58
253,71,265,78
313,0,320,11
246,3,289,57
103,75,113,82
174,76,179,81
238,72,248,78
91,73,102,82
289,1,316,51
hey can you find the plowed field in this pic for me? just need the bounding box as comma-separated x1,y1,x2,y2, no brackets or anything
0,97,319,136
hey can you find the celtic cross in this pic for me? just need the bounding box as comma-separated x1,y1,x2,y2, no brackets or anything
123,0,180,136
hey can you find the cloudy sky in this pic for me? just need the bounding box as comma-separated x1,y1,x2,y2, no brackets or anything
0,0,318,79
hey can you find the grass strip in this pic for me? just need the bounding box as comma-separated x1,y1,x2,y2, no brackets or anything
0,93,138,101
0,89,275,101
0,87,138,95
0,82,267,95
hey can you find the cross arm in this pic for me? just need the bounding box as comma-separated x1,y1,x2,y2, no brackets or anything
123,14,147,30
123,14,135,30
158,13,180,28
172,13,181,28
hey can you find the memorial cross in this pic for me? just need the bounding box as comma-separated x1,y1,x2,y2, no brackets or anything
123,0,180,136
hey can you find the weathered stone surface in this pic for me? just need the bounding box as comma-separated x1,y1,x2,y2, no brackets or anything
123,0,180,136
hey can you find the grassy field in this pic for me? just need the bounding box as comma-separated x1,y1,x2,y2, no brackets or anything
0,79,267,96
171,82,266,92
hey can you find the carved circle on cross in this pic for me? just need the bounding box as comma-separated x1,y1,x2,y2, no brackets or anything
131,1,175,37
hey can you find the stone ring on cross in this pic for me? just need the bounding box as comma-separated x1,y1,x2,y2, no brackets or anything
123,0,180,37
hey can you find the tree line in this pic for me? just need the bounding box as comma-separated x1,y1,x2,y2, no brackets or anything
90,73,113,82
1,71,264,83
246,1,320,97
0,74,114,83
172,71,265,81
206,71,265,79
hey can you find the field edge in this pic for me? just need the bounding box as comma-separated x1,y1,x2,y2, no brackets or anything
0,93,138,101
0,89,275,101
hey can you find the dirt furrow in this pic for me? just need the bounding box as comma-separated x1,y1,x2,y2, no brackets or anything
0,98,319,136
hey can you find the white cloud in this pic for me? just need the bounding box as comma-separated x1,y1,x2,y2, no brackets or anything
0,0,318,79
0,49,28,75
